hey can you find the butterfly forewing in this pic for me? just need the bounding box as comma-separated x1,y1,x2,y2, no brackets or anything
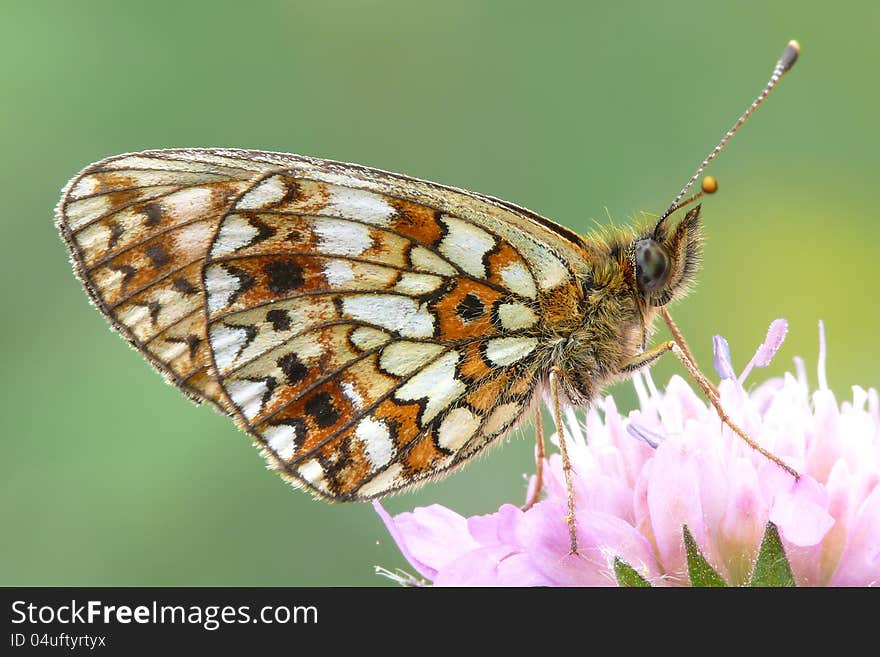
55,151,293,408
58,149,585,500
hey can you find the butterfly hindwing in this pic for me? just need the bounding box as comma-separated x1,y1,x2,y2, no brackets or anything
203,166,573,499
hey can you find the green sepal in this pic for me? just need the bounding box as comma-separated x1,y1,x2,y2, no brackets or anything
614,557,651,587
749,522,796,587
683,525,727,587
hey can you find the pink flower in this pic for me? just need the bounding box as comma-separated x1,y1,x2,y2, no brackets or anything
375,321,880,586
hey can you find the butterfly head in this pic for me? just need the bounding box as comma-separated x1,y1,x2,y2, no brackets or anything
627,204,703,309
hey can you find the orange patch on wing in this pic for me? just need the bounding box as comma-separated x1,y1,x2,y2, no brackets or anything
459,341,496,382
431,278,502,340
508,366,539,397
485,242,529,290
184,370,230,410
388,198,444,246
122,232,185,283
373,399,422,451
88,173,159,214
538,282,583,330
110,262,205,341
317,439,372,495
404,432,447,474
87,171,140,195
265,380,354,454
464,375,509,412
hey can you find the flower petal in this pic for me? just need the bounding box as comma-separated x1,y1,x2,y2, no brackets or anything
514,501,659,586
718,457,767,584
467,504,522,547
830,485,880,586
769,475,834,547
373,501,479,579
646,439,707,582
432,545,528,586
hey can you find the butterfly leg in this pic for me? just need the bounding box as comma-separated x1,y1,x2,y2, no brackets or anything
659,307,718,396
622,341,800,479
522,406,545,511
548,366,579,555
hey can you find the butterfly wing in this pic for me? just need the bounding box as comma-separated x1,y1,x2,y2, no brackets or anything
55,150,300,409
58,149,587,500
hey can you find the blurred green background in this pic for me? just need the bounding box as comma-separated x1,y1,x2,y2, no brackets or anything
2,0,877,586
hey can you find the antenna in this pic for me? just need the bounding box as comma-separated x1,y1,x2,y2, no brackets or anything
656,40,800,228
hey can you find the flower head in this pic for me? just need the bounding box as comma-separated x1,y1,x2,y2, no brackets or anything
375,321,880,586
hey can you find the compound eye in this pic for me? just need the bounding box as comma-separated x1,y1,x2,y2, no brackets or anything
635,239,669,292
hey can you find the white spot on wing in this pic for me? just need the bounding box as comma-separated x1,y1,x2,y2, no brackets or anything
323,259,355,287
264,424,297,461
205,265,241,314
437,407,481,451
69,175,100,198
161,187,215,223
497,302,539,330
484,402,522,436
297,459,329,492
379,341,445,376
518,242,570,291
438,215,495,277
324,186,395,225
355,417,395,471
237,174,287,209
156,338,190,363
66,195,112,229
341,381,364,409
395,351,465,424
117,304,151,337
174,220,214,258
211,214,259,256
227,379,268,421
484,337,538,366
210,323,252,371
393,272,443,295
313,219,373,256
500,261,538,299
350,326,392,351
147,287,192,331
75,223,112,259
410,246,456,276
341,295,433,339
356,463,404,497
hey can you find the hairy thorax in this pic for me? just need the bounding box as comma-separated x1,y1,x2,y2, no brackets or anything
541,274,656,405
